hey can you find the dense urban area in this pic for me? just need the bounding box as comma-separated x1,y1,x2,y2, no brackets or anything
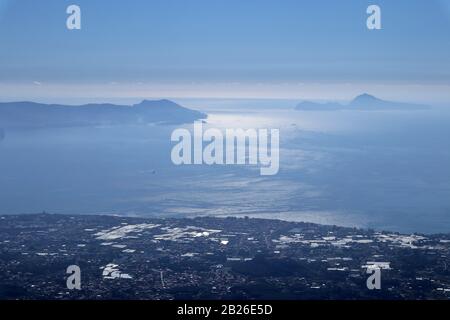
0,213,449,300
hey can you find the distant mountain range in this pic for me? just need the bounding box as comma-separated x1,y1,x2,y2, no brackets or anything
295,94,430,111
0,99,207,129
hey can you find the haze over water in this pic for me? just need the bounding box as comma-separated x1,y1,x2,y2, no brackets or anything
1,99,450,234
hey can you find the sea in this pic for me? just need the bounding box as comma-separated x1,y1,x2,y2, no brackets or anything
1,98,449,234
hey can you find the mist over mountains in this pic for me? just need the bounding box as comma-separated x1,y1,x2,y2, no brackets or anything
295,94,431,111
0,99,206,129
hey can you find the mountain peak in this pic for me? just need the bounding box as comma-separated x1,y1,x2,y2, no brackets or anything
358,93,374,98
135,99,181,108
352,93,379,103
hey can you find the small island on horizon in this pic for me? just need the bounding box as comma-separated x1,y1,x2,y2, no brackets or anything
295,93,431,111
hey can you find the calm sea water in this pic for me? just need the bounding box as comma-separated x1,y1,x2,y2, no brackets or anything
1,99,449,234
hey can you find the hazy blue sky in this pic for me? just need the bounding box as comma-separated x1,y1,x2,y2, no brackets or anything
0,0,449,102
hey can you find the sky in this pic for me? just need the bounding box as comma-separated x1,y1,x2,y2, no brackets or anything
0,0,449,103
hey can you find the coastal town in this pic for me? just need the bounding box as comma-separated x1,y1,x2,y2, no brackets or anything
0,213,449,300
